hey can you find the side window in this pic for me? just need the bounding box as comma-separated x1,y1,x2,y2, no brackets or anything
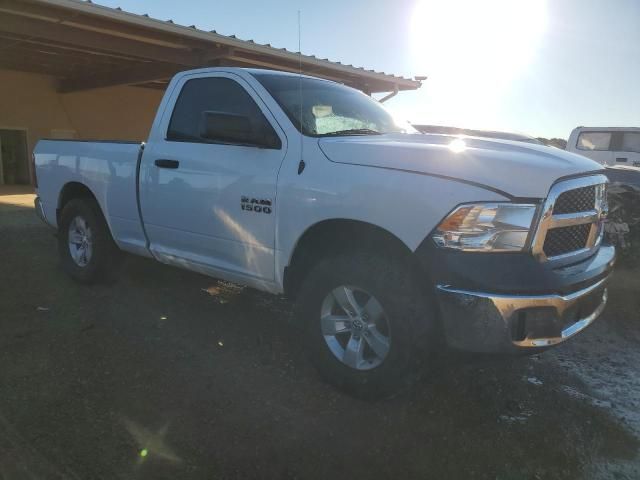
576,131,612,151
167,77,280,148
620,132,640,153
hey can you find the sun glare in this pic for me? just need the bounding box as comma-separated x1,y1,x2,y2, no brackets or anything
409,0,547,128
448,138,467,153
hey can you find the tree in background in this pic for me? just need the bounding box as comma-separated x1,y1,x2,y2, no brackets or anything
536,137,567,149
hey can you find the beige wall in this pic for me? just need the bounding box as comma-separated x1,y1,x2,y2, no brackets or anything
0,69,164,181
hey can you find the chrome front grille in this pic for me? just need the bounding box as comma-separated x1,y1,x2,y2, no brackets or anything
543,224,591,257
554,185,596,214
532,175,608,262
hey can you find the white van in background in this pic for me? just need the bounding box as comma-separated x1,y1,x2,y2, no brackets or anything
567,127,640,168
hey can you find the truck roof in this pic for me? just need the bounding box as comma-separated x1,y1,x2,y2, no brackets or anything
174,67,338,84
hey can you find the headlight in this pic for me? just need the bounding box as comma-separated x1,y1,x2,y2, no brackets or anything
432,203,538,252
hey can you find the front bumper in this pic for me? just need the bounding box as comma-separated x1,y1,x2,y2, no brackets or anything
437,277,608,353
429,245,615,353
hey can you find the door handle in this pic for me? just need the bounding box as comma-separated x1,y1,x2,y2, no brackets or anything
155,159,180,169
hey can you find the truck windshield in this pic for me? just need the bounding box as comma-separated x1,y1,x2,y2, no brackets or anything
252,72,417,137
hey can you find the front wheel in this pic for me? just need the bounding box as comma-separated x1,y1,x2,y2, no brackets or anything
296,252,435,398
58,198,120,284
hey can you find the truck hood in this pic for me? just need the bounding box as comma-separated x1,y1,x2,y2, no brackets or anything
318,133,603,198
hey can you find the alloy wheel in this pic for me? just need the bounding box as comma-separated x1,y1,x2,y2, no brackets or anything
320,286,391,370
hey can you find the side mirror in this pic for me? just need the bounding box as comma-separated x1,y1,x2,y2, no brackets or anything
200,111,280,149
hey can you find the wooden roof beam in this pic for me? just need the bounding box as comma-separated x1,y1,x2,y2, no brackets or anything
0,33,156,62
0,12,202,66
0,59,73,76
57,48,232,93
57,62,180,93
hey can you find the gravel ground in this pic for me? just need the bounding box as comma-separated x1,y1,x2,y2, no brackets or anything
0,188,638,479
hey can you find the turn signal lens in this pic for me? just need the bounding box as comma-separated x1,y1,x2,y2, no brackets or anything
432,203,538,252
436,206,473,232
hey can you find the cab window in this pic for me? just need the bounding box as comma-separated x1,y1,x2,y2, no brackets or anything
620,132,640,153
167,77,279,148
576,131,612,151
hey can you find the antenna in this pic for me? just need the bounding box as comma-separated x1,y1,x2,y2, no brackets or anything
297,10,306,174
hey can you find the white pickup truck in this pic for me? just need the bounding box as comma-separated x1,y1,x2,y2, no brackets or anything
34,68,615,395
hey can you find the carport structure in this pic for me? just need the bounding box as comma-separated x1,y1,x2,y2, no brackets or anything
0,0,421,185
0,0,420,94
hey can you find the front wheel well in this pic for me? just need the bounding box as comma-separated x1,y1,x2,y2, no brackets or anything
284,219,418,299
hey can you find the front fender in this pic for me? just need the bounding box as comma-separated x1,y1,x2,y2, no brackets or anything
274,149,509,290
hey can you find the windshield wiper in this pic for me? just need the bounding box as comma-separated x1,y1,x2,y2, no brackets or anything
320,128,382,137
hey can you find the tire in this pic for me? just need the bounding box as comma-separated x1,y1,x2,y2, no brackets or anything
57,198,121,284
295,251,436,398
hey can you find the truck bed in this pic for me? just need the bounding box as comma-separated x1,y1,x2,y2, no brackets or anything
34,139,148,255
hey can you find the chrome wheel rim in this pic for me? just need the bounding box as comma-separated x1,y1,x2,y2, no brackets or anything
68,215,93,267
320,286,391,370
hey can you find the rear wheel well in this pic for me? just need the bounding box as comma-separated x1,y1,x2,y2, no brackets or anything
284,219,416,299
57,182,97,224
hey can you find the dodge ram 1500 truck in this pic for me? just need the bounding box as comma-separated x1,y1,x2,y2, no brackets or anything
34,68,615,396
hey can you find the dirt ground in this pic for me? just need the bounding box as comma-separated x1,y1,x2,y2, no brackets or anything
1,187,638,480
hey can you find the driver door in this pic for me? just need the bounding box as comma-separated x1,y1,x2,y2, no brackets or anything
139,72,287,285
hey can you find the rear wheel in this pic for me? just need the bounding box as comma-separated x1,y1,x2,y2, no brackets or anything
58,198,120,284
296,252,435,398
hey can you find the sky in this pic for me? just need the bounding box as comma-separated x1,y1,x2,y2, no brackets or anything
97,0,640,139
